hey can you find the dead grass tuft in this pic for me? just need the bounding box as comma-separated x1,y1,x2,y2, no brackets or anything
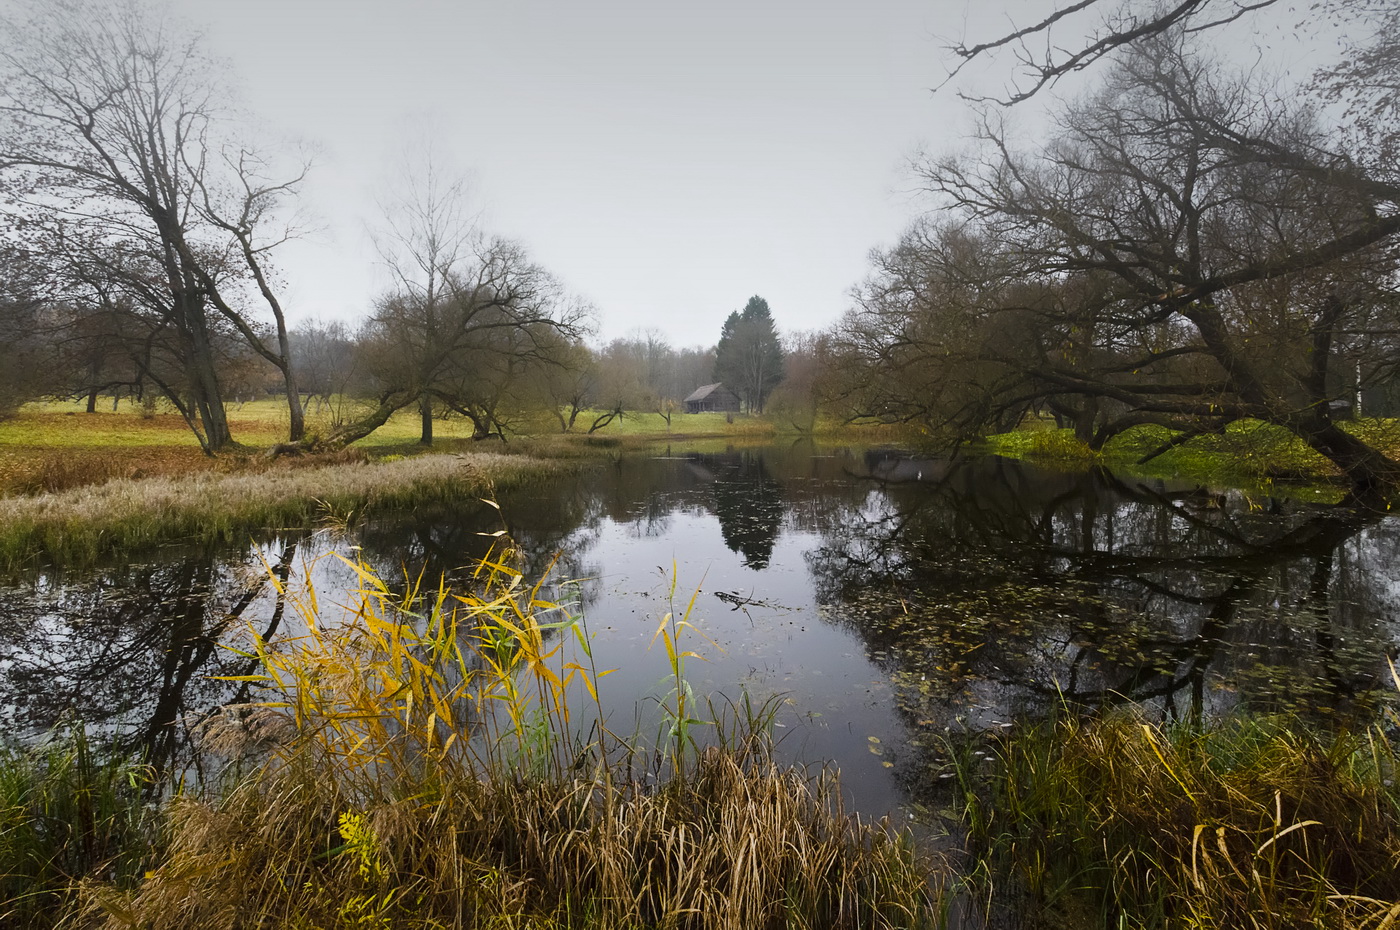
86,746,939,930
951,711,1400,928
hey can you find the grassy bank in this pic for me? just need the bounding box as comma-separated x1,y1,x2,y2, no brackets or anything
0,452,569,573
0,400,503,494
1,552,944,930
981,419,1400,499
0,398,918,571
0,400,919,491
949,709,1400,928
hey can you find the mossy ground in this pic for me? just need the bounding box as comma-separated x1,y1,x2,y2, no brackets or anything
981,418,1400,502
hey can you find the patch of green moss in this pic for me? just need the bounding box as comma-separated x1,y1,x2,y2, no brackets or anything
977,428,1096,470
981,420,1368,503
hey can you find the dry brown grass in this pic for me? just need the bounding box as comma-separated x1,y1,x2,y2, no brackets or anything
0,453,565,572
82,746,939,930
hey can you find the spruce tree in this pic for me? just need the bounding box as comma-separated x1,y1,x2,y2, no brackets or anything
714,296,785,413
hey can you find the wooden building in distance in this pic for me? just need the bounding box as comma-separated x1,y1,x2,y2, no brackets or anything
683,383,742,414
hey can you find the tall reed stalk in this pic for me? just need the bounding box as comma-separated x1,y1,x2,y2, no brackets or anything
650,561,721,774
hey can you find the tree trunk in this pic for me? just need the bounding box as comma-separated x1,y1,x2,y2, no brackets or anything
419,395,434,445
1294,416,1400,498
284,375,306,443
588,406,623,433
180,295,233,453
192,370,232,452
265,393,416,457
332,396,413,448
85,389,98,413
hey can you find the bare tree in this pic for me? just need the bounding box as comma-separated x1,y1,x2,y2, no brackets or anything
368,146,479,444
191,147,312,440
361,232,584,442
0,247,56,417
0,0,309,450
290,319,362,419
766,330,832,433
537,339,599,432
350,142,594,445
845,32,1400,494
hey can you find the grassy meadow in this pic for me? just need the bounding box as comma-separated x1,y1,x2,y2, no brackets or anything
0,398,788,493
0,397,916,570
0,398,783,571
0,398,500,493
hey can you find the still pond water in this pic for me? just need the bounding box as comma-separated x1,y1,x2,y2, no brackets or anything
3,443,1398,814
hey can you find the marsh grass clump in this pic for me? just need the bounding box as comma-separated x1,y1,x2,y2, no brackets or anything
73,550,943,930
950,711,1400,929
95,739,936,930
0,729,162,928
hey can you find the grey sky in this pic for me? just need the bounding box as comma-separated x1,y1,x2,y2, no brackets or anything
177,0,1317,348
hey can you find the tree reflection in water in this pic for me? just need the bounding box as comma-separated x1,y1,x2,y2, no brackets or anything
702,451,785,569
0,540,299,778
808,454,1399,730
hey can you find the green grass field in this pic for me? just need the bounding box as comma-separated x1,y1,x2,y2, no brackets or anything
0,397,916,495
0,399,606,494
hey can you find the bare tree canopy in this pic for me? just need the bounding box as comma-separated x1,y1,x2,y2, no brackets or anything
342,152,591,447
838,28,1400,497
944,0,1283,104
0,0,309,450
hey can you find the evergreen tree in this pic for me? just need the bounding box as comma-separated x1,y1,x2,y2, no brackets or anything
714,296,785,413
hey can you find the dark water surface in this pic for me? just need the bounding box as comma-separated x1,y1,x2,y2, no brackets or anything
3,443,1398,814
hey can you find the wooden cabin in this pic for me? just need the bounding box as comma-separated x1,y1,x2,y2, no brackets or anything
683,382,742,414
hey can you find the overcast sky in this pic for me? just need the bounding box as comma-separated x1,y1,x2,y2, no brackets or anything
174,0,1319,348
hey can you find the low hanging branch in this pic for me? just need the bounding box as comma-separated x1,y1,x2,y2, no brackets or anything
264,391,418,458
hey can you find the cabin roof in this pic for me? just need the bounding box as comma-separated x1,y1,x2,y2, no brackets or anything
683,382,728,403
